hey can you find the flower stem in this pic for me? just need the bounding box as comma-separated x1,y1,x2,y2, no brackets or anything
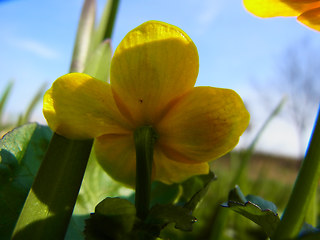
134,126,157,220
273,106,320,239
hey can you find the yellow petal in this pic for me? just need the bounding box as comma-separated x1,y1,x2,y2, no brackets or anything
298,7,320,31
110,20,199,126
153,147,209,184
156,87,250,163
95,134,209,186
94,134,136,187
243,0,320,17
43,73,132,139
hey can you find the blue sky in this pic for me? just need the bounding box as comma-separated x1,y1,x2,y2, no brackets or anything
1,0,319,157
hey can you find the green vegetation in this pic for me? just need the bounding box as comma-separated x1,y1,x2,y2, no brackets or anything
1,0,320,239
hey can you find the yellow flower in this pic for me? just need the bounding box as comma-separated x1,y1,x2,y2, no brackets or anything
243,0,320,31
43,21,249,187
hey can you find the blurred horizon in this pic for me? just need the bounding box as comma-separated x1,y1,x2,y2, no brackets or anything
1,0,320,158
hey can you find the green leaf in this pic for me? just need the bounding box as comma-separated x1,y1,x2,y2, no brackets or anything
83,40,112,82
65,215,88,240
222,186,280,237
147,204,197,232
127,181,180,208
227,185,248,204
65,155,133,240
298,231,320,240
226,202,280,237
84,198,136,240
0,123,52,239
246,194,278,214
296,223,320,240
82,170,213,239
75,155,132,213
181,171,216,212
150,182,180,206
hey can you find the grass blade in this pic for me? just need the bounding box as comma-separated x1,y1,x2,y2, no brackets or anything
17,83,47,126
0,81,14,127
12,134,93,240
90,0,120,52
273,106,320,239
83,39,112,82
69,0,96,73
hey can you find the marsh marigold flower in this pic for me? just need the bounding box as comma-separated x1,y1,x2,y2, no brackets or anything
243,0,320,31
43,21,249,186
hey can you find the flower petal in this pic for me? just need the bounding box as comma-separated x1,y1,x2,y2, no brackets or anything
153,147,209,184
43,73,132,139
243,0,320,17
156,87,250,163
110,20,199,126
94,133,209,186
94,134,136,187
298,7,320,31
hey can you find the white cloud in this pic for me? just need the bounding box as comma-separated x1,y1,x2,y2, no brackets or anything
8,37,60,60
195,0,226,33
197,0,222,24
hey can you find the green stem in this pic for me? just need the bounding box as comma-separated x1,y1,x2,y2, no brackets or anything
12,134,93,239
273,106,320,239
134,126,157,220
